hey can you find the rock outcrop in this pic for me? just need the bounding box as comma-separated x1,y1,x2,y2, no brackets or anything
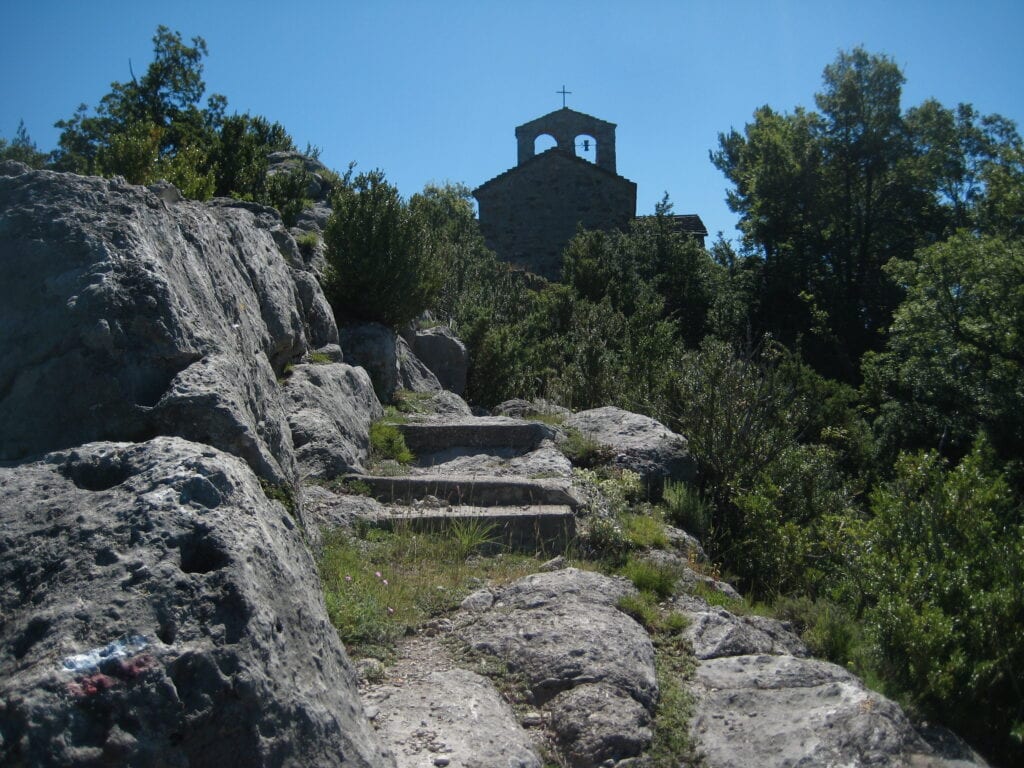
0,164,344,488
282,362,382,479
0,165,393,766
0,438,388,767
564,406,695,491
678,592,987,767
458,569,657,765
0,163,385,500
339,322,442,401
401,325,468,396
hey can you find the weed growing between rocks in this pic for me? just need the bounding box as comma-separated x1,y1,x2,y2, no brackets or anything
307,350,333,364
621,511,669,549
649,633,700,767
620,556,684,600
525,410,567,427
663,479,711,539
319,526,540,660
391,388,435,415
561,428,614,468
258,478,296,516
615,564,699,767
368,421,414,465
296,231,319,257
448,518,498,558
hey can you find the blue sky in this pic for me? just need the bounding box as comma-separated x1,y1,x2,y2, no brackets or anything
3,0,1022,240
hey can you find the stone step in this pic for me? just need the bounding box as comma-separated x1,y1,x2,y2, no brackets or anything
374,504,577,554
343,473,580,510
396,418,556,456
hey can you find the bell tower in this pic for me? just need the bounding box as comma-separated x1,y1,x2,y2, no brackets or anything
473,106,637,280
514,108,618,173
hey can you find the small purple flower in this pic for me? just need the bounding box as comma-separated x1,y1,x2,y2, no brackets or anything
344,575,352,582
387,607,395,615
374,571,382,579
382,579,389,586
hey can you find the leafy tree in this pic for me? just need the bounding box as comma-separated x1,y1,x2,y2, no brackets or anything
49,25,311,218
904,101,1024,239
712,48,1021,380
211,113,295,199
863,233,1024,475
663,337,861,597
322,170,442,327
561,204,719,346
52,26,221,182
0,120,48,168
408,182,493,322
854,442,1024,762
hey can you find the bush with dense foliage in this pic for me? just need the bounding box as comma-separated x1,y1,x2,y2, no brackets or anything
852,443,1024,759
322,169,443,327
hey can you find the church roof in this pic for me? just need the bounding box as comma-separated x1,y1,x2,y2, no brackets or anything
668,214,708,237
473,146,634,196
515,107,617,135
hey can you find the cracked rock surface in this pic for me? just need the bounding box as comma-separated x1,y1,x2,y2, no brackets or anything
457,568,657,765
0,438,389,768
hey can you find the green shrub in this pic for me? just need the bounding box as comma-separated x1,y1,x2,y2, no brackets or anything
854,441,1024,760
773,595,863,668
620,556,681,600
258,478,296,517
322,170,442,328
262,167,313,226
584,515,629,564
561,428,614,468
369,421,414,465
662,480,711,538
621,512,669,549
297,231,320,257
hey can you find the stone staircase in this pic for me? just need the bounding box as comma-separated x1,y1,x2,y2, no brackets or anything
347,417,579,553
340,409,988,768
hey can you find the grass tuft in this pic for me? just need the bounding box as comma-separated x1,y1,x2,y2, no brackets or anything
320,527,540,659
369,421,414,465
621,512,669,549
620,555,682,600
662,480,711,538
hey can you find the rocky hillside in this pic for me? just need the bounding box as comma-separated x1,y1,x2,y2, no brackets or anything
0,163,990,767
0,162,389,766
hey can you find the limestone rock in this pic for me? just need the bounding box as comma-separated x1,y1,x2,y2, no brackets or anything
547,683,652,767
302,484,389,530
457,568,657,764
563,406,694,491
691,654,987,768
492,399,571,421
458,570,656,707
397,335,442,393
402,325,468,395
417,390,473,418
680,597,808,660
282,362,383,479
0,437,389,768
266,150,335,204
0,167,335,488
365,668,541,768
340,323,441,402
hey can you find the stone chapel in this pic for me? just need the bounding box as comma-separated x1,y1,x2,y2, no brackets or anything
473,107,706,281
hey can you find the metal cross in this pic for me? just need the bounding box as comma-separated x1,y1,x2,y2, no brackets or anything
557,85,572,108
